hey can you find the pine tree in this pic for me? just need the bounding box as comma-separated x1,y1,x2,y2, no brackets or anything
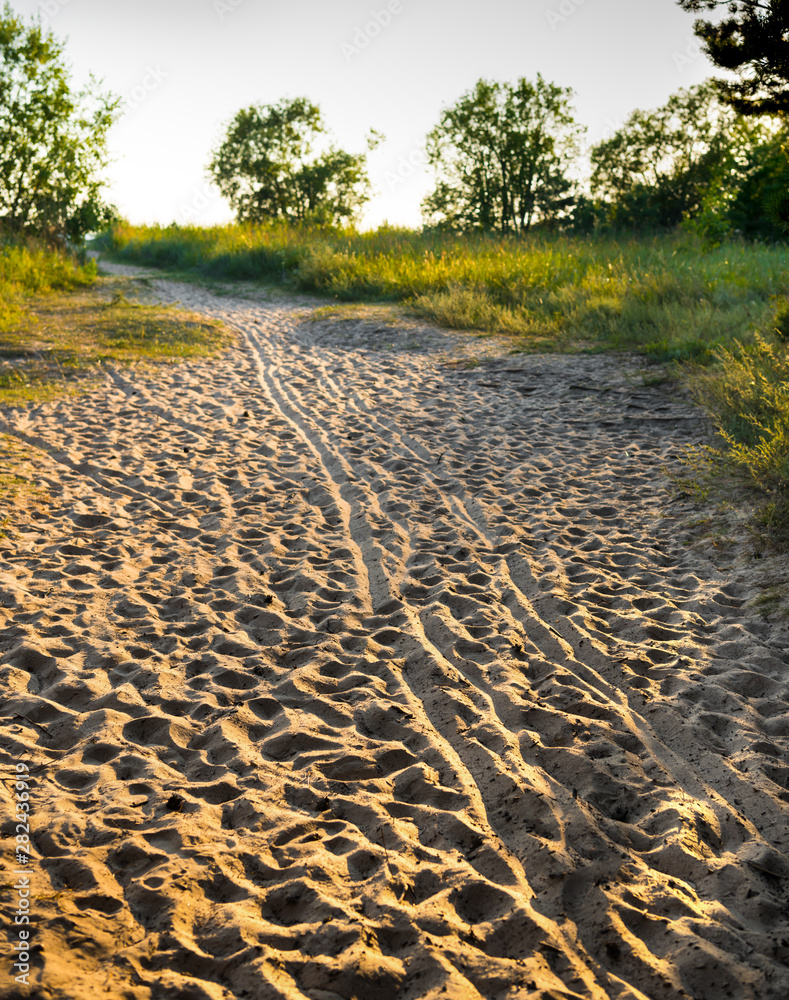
678,0,789,116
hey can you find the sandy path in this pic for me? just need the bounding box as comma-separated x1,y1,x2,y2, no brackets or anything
1,266,788,1000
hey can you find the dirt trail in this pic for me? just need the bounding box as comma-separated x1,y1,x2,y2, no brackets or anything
1,264,788,1000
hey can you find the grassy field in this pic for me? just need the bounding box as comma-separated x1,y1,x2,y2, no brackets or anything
0,233,232,511
1,235,232,407
100,221,789,558
101,221,787,362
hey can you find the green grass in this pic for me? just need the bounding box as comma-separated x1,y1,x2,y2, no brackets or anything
0,280,233,408
1,234,233,510
683,333,789,551
0,235,97,335
0,229,233,399
100,220,786,360
99,220,789,553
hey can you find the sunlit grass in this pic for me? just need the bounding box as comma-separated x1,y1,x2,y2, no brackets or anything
0,235,233,511
683,334,789,551
101,221,786,361
0,281,232,410
100,220,789,551
0,247,233,405
0,236,97,336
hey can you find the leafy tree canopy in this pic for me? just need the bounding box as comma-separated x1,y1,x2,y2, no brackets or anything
0,2,118,243
697,120,789,239
588,80,787,234
677,0,789,116
422,76,584,234
208,97,379,226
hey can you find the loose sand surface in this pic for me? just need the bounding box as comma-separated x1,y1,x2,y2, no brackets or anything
1,264,788,1000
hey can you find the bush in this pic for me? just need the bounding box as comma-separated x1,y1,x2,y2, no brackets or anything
0,231,97,333
686,331,789,548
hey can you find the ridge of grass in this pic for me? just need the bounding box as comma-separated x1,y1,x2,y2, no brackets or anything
99,220,789,555
0,278,233,409
1,236,232,512
99,220,786,361
1,235,97,335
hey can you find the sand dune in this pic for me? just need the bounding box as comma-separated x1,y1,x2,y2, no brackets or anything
1,263,788,1000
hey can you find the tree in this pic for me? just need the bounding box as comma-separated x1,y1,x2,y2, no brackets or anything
422,76,584,234
208,97,378,226
688,119,789,239
0,2,118,243
589,81,751,230
677,1,789,117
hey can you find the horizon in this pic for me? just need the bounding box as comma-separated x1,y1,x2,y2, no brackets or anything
13,0,718,230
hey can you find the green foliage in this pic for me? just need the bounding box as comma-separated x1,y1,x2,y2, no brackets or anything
423,76,584,234
589,80,789,240
692,333,789,460
591,82,732,230
685,331,789,548
774,304,789,343
677,0,789,117
0,2,118,244
730,132,789,236
684,120,789,243
0,231,96,333
0,237,96,293
207,97,377,226
103,221,785,360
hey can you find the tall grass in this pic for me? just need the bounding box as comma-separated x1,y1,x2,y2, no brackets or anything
0,234,97,332
102,221,787,360
686,334,789,550
101,220,789,550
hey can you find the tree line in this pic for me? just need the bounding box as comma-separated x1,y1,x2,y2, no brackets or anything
202,70,789,242
2,0,788,245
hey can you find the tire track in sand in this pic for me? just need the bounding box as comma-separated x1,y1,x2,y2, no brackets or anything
232,307,789,1000
239,322,614,998
0,267,786,1000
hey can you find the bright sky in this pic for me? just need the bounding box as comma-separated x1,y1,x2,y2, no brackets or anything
13,0,717,229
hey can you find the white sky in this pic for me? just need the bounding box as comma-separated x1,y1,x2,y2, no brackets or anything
13,0,717,229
